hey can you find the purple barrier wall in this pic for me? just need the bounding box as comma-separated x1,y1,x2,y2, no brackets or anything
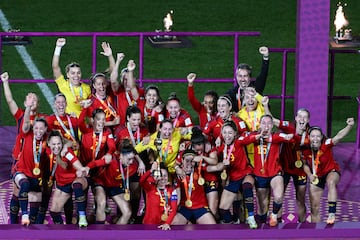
295,0,330,131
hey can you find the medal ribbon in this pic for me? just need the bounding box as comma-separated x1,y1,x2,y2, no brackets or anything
160,136,172,163
157,188,169,214
33,138,44,167
260,136,272,170
95,95,117,118
119,159,129,191
55,114,76,142
223,144,234,165
311,150,322,176
92,131,103,161
49,153,58,181
127,122,140,146
182,171,194,203
69,82,83,103
125,91,136,107
237,87,242,110
246,108,257,131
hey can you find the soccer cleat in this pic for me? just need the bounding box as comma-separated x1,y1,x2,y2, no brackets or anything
78,215,88,227
21,214,30,226
246,215,258,229
269,213,278,227
326,213,336,225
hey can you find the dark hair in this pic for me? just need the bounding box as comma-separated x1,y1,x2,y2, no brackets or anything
120,138,136,154
92,108,105,119
204,90,219,113
90,72,107,93
260,114,273,123
54,92,67,102
167,92,180,104
296,108,311,119
34,117,48,128
47,130,65,145
191,127,205,145
218,94,233,108
159,118,173,128
236,63,252,77
222,120,238,132
126,105,142,121
182,148,197,158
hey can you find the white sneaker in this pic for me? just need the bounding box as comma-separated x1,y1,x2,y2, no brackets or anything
326,213,336,225
21,214,30,226
269,213,278,227
78,215,88,227
246,215,258,229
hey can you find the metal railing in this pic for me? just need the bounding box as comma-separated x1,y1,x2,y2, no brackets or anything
0,31,359,148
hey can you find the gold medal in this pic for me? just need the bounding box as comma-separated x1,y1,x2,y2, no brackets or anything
161,213,168,222
124,189,130,201
198,177,205,186
295,160,303,168
220,170,227,180
185,199,192,207
33,167,41,176
311,176,319,185
47,179,53,188
260,168,265,174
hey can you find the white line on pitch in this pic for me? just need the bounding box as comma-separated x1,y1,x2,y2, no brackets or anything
0,9,54,111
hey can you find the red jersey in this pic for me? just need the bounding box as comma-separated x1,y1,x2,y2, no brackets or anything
114,85,145,126
203,114,247,146
80,127,116,166
217,137,254,181
12,109,47,161
140,170,178,225
114,123,149,147
303,139,340,177
137,100,164,134
245,132,293,177
187,86,216,129
46,114,79,142
44,148,80,186
176,171,208,209
278,120,308,176
92,156,138,187
16,130,47,178
83,94,118,123
166,109,193,128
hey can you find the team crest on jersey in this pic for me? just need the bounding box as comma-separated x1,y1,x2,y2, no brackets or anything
171,189,178,201
239,121,246,129
282,121,289,126
65,152,74,161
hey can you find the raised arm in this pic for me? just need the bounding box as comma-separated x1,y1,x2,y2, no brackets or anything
52,38,66,80
110,52,125,93
254,46,269,94
127,60,139,101
331,118,355,145
100,42,115,74
22,94,36,134
1,72,19,115
187,73,203,112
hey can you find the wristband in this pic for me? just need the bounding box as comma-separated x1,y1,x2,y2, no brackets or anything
54,46,62,56
263,56,269,61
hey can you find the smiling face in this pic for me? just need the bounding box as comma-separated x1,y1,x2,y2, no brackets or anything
48,135,63,156
182,154,195,174
244,93,257,111
93,112,106,132
66,66,81,86
259,115,274,137
127,112,141,131
166,100,180,118
295,109,310,133
159,121,173,139
93,76,107,99
54,94,67,116
309,129,322,150
33,120,47,141
236,69,251,89
203,95,215,114
157,169,169,189
221,125,236,146
145,89,159,109
217,98,231,119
